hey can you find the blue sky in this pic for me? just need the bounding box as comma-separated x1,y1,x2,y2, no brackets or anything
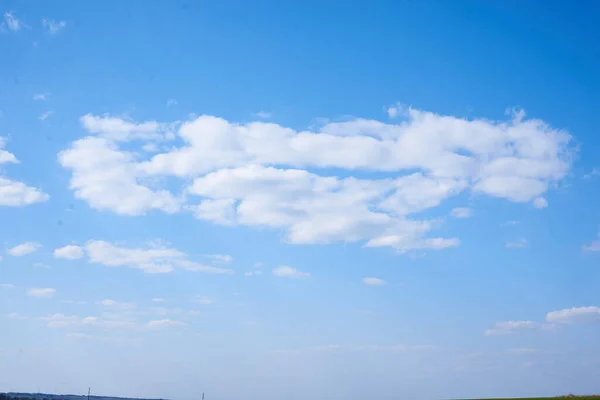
1,1,600,399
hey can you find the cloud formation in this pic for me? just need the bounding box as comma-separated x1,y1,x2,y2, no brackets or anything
54,245,84,259
8,242,41,256
0,138,49,206
58,108,574,252
272,265,310,279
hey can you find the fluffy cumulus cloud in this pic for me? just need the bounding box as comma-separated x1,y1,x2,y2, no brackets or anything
272,265,310,279
58,108,574,252
545,306,600,324
0,138,49,206
84,240,234,275
7,242,41,256
53,245,84,259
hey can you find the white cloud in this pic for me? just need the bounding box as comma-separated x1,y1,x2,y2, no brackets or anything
41,19,66,34
205,254,233,264
96,299,136,310
193,297,215,305
7,242,41,256
151,298,166,303
39,110,54,120
451,207,473,218
0,138,49,206
244,270,263,277
58,136,181,216
386,103,403,118
26,287,56,298
58,108,574,252
545,306,600,324
42,313,137,329
0,283,16,289
85,240,234,275
484,320,538,336
33,92,51,101
255,111,272,119
2,12,20,32
582,233,600,252
167,99,178,107
0,178,49,206
583,168,600,180
362,277,385,286
506,238,527,248
146,319,186,329
272,265,310,279
7,312,27,320
53,245,84,259
533,196,548,209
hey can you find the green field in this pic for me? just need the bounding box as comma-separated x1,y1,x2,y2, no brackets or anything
464,397,600,400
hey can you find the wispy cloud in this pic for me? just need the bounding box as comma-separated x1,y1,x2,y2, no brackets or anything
362,277,385,286
506,238,527,249
166,99,178,107
582,233,600,252
39,110,54,120
255,111,272,119
2,12,21,32
41,18,66,35
7,242,41,256
26,287,56,298
272,265,310,279
33,92,51,101
451,207,473,219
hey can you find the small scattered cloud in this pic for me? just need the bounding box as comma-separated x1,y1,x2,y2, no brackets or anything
582,233,600,252
484,320,538,336
506,238,527,249
255,111,272,119
7,242,41,256
33,92,51,101
39,110,54,120
85,240,234,275
244,270,263,277
451,207,473,219
26,287,56,298
272,265,310,279
96,299,136,310
193,296,216,305
145,319,186,329
362,277,385,286
166,99,178,107
41,18,66,35
0,283,16,289
533,197,548,209
385,102,404,118
53,245,84,259
7,312,27,320
502,220,520,227
583,168,600,180
204,254,233,264
2,12,21,32
151,298,166,303
545,306,600,324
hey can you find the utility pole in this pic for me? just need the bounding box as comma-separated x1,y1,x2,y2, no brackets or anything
87,388,91,400
201,393,204,400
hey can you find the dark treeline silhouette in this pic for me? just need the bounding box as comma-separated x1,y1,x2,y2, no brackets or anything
0,394,167,400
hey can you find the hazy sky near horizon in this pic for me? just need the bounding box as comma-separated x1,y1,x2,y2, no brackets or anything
1,1,600,399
